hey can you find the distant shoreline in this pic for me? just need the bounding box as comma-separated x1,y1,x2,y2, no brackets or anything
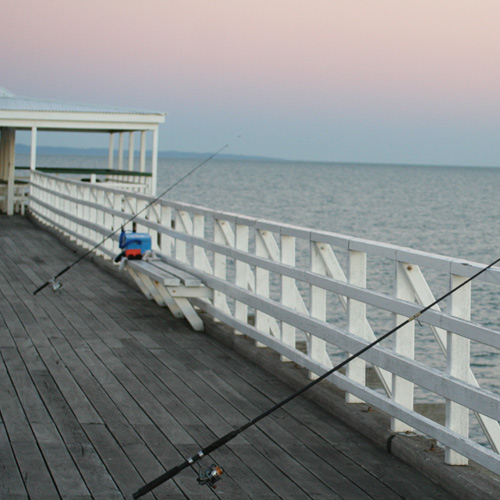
14,144,286,163
14,144,499,169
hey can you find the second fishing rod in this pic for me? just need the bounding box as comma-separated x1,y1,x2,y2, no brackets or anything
132,251,500,498
33,144,230,295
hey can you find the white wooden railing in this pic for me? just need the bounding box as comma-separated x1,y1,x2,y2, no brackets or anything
28,171,500,476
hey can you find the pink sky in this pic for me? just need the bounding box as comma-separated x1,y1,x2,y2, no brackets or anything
3,0,500,165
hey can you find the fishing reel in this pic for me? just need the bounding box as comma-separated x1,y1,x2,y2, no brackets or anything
49,278,63,293
197,463,224,489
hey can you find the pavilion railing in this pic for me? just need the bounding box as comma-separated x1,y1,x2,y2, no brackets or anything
17,166,152,193
28,170,500,476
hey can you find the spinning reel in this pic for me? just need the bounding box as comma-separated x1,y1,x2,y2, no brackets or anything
49,278,63,293
196,462,224,489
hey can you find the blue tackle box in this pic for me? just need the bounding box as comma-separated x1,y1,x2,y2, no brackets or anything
119,231,152,259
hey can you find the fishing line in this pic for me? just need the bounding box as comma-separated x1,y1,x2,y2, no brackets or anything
133,253,500,499
33,144,230,295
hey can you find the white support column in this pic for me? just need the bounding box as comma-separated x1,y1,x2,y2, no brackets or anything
118,132,124,170
140,131,147,173
128,131,135,171
151,127,159,196
0,130,5,183
0,128,6,213
346,249,367,403
446,274,471,465
0,128,16,215
108,133,114,170
7,129,15,215
391,262,415,431
30,127,37,171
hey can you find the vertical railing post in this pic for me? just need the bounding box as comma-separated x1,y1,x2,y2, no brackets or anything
445,273,471,465
68,182,77,240
391,261,415,432
113,190,124,239
81,184,90,248
281,234,296,360
175,210,192,264
346,249,367,403
160,204,172,256
89,186,98,246
234,222,250,334
192,213,206,270
103,190,115,254
54,179,61,227
213,218,232,314
309,241,330,379
255,229,271,345
135,197,148,235
148,201,160,252
61,181,70,233
94,188,104,257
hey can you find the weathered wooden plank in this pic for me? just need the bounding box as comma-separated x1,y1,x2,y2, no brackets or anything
36,346,103,425
24,365,121,498
2,347,90,497
10,441,61,500
0,423,28,498
48,337,148,447
153,259,203,286
0,355,59,498
127,259,181,285
82,423,146,497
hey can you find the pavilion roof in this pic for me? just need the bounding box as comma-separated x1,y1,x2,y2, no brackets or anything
0,86,165,131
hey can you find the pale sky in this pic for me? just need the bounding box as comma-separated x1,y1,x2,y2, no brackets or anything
3,0,500,165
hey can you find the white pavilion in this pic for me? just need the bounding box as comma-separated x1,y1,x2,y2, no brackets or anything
0,86,165,215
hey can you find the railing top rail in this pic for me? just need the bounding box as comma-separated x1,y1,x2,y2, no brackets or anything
31,171,153,197
20,166,152,176
158,196,500,280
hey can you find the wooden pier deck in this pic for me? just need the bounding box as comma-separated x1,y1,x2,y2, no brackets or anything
0,215,458,499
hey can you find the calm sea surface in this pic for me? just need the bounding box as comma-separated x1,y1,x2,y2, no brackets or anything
23,154,500,442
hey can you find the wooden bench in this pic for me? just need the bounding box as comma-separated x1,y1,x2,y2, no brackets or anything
124,258,212,331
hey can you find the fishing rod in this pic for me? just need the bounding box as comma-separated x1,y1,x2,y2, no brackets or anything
33,144,230,295
133,252,500,499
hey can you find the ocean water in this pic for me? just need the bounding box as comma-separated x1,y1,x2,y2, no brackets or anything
21,154,500,442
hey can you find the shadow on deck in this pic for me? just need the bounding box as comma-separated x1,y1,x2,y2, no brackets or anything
0,215,466,499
